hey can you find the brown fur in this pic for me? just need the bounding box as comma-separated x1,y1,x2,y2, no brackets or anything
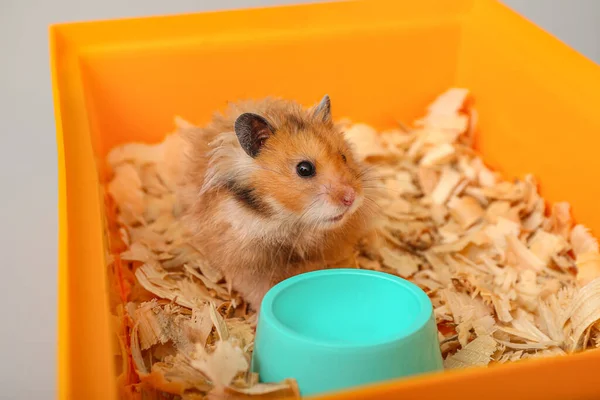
178,97,376,309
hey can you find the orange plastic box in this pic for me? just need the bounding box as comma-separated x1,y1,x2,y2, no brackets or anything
50,0,600,399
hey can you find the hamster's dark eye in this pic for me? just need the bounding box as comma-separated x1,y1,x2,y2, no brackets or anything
296,161,316,178
341,154,347,163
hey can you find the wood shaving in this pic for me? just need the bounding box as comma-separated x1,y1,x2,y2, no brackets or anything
444,335,497,369
104,88,600,397
505,235,545,272
343,123,387,161
545,202,573,239
570,224,599,255
576,252,600,286
431,167,462,205
448,195,484,229
380,247,420,277
528,230,569,266
135,262,214,309
191,341,249,390
420,143,456,167
566,277,600,351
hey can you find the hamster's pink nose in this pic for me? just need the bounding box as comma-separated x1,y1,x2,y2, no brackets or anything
341,188,356,207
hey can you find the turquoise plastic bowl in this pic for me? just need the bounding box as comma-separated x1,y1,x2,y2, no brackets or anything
251,269,443,396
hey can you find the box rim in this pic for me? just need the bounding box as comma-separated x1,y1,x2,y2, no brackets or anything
49,1,600,399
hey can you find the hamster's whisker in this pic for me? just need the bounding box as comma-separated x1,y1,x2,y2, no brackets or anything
360,185,416,197
359,177,386,184
357,165,379,179
362,196,384,211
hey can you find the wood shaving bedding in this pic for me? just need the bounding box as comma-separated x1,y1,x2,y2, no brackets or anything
104,88,600,399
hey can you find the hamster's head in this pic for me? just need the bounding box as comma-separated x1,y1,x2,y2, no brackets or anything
233,95,367,230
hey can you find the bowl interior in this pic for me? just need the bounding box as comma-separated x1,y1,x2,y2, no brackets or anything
268,270,431,346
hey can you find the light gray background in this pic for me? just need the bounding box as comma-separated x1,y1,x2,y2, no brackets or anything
0,0,598,398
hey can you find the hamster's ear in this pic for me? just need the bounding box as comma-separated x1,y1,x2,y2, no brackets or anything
312,94,332,124
234,113,275,158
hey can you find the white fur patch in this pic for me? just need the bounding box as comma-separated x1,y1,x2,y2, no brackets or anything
202,132,257,195
302,191,365,229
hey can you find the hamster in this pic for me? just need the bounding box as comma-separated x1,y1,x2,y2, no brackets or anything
178,95,376,309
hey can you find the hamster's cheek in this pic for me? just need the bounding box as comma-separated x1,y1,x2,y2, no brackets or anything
261,178,313,215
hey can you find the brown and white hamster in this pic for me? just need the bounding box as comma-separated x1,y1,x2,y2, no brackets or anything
178,95,375,309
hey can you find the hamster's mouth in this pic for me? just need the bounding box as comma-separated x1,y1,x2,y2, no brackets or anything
327,211,347,223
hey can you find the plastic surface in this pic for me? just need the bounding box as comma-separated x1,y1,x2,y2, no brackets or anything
49,0,600,399
252,269,443,396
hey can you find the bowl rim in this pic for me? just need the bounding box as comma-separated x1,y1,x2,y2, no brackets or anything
259,268,434,349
